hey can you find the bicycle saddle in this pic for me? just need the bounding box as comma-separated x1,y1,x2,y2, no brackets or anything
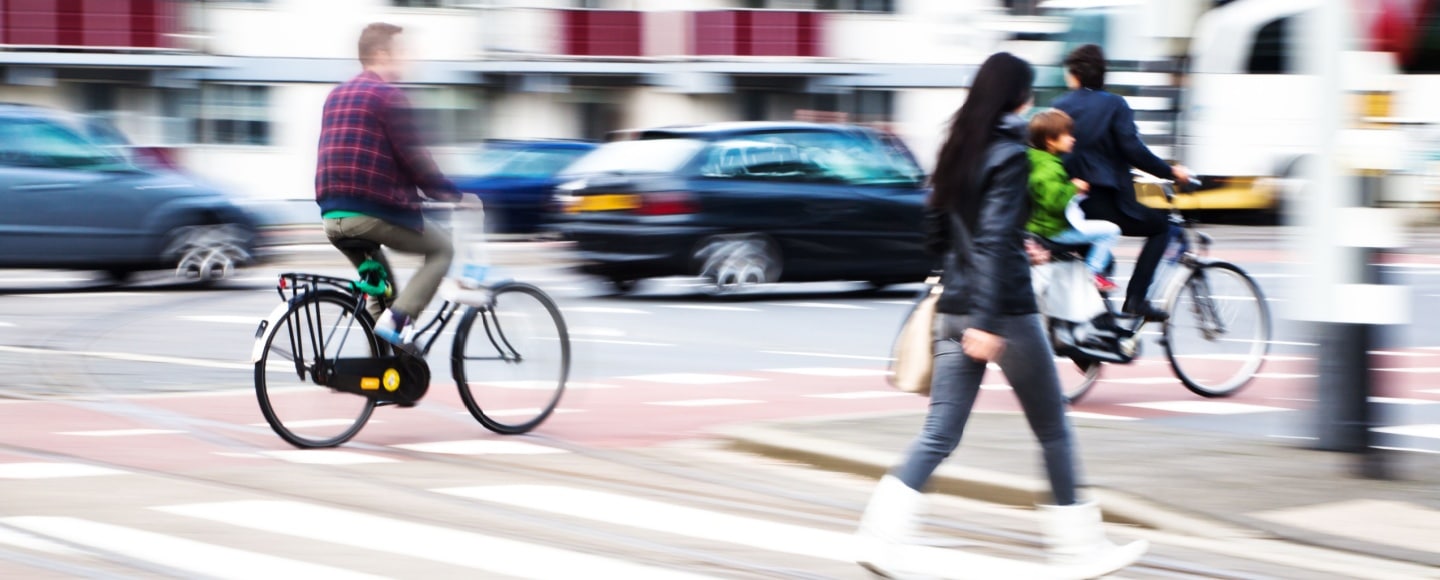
333,238,381,254
1032,236,1092,259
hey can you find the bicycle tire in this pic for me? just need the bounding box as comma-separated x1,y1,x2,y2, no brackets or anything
452,282,570,435
1060,357,1103,404
254,290,377,448
1162,262,1272,397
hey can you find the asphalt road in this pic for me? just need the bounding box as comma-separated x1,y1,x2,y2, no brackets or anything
0,224,1436,578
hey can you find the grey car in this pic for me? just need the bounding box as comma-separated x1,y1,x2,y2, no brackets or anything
0,104,258,283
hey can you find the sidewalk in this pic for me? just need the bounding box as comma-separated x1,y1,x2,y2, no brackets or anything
723,412,1440,570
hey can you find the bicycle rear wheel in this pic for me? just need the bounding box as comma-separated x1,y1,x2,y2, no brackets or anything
452,283,570,434
255,290,378,448
1058,356,1102,404
1162,262,1271,397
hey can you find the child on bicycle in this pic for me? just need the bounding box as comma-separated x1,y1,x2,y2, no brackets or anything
1025,109,1121,292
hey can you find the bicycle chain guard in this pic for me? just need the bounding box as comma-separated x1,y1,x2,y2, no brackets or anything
326,353,431,407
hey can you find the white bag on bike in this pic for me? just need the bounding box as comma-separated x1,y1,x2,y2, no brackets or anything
1035,261,1106,323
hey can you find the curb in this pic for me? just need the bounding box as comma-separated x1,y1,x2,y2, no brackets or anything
720,424,1249,539
719,424,1440,579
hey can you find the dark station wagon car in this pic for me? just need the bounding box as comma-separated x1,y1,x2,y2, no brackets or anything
551,122,933,294
0,104,258,284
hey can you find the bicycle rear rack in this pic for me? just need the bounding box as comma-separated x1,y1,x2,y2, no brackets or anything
276,272,358,302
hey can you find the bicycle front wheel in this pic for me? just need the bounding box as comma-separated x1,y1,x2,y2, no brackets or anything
1162,262,1271,397
452,283,570,434
255,290,378,448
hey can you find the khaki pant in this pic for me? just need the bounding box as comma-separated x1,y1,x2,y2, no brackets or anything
323,216,453,322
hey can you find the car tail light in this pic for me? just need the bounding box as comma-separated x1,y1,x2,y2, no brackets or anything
636,192,698,216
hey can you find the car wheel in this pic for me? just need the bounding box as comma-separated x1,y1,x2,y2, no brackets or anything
696,235,780,296
164,224,251,285
103,269,137,285
604,278,639,295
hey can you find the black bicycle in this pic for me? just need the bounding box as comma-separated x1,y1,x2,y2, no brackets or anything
1043,177,1272,403
251,238,570,448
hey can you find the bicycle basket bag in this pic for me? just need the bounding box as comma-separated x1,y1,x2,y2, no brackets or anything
1049,314,1135,364
1035,260,1134,364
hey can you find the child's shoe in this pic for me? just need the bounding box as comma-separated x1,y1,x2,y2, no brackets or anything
1094,273,1119,293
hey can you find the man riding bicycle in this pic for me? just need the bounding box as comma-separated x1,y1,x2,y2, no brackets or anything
316,22,462,345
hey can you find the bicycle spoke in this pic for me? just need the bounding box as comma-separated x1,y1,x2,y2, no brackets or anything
454,284,569,435
1164,263,1270,397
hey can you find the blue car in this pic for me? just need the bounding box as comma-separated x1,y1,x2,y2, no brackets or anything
0,104,259,284
451,140,596,234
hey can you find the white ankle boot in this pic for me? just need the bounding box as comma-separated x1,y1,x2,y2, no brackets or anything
1039,501,1148,579
855,475,925,577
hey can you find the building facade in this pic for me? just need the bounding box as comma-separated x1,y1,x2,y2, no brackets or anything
0,0,1198,206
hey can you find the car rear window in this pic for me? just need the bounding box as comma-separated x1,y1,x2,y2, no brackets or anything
560,138,705,177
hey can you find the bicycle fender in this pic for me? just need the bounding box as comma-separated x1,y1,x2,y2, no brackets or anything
251,301,294,364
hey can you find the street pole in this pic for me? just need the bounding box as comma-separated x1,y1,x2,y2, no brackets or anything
1302,2,1408,479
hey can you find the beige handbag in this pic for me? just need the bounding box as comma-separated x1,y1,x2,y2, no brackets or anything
888,276,942,396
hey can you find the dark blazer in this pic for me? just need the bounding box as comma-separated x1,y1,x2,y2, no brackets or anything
924,114,1036,334
1052,88,1174,221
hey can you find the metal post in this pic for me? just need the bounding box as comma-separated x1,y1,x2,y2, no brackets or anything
1301,0,1366,464
1302,4,1406,479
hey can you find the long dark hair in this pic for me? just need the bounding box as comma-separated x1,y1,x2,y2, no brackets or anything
930,52,1034,226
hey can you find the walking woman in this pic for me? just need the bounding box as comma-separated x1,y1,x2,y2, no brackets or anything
855,52,1147,579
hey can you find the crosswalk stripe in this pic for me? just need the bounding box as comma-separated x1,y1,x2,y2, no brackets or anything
440,484,854,561
1122,401,1291,415
390,440,567,456
645,398,762,407
658,304,760,312
1,516,381,580
805,391,910,400
438,485,1055,578
256,450,399,465
0,463,127,479
1066,411,1139,422
765,302,869,310
767,368,890,377
158,500,717,580
625,373,764,385
1369,397,1440,406
58,429,184,437
1373,424,1440,439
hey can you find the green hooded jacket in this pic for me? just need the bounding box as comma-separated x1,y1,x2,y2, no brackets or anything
1025,148,1076,238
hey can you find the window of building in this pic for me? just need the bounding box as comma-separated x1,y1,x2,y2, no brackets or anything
197,84,271,146
1247,17,1292,74
393,0,442,7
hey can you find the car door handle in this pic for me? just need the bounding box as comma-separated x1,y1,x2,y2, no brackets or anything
13,183,77,191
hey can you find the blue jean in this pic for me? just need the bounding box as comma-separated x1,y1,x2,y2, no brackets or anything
1050,220,1121,274
891,313,1080,505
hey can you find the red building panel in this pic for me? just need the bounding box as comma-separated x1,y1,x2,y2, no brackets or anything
691,11,733,56
561,9,642,57
686,10,825,58
2,0,174,48
748,10,798,57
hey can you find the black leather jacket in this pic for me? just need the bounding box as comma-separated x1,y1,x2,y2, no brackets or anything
923,114,1037,333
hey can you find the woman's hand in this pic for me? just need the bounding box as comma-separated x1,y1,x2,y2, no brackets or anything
1071,178,1090,193
962,329,1006,362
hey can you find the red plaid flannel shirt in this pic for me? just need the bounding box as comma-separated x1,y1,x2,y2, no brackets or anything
315,71,458,231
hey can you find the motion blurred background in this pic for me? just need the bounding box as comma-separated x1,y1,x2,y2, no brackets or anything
0,0,1429,225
